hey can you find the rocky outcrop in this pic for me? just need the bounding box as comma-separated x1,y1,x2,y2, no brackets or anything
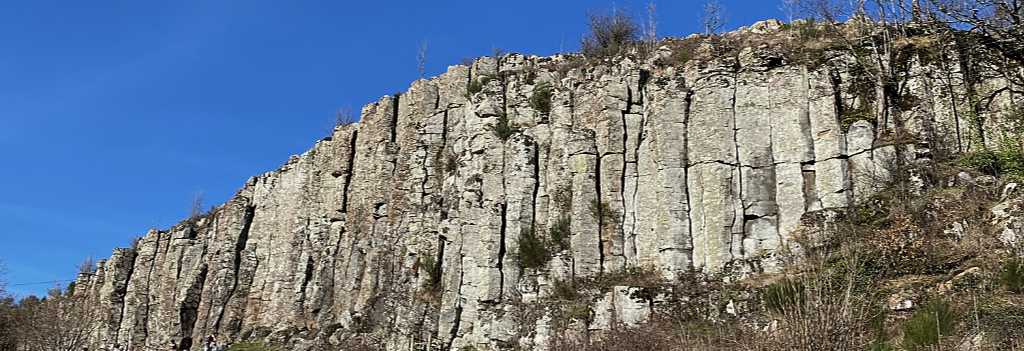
73,22,1021,350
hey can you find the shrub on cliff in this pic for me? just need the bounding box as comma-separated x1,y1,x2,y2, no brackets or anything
334,107,358,127
549,215,571,251
489,112,518,141
518,228,551,269
529,82,553,116
419,254,442,293
466,75,492,97
589,199,619,225
581,11,639,60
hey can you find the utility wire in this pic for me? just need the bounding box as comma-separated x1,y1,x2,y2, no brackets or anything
8,279,76,287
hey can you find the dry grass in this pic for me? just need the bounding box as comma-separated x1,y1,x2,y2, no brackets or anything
549,256,884,351
538,158,1024,350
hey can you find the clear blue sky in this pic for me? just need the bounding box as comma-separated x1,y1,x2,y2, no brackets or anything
0,0,783,297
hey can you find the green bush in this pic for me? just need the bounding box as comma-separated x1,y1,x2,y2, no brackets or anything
839,105,875,131
1000,259,1024,293
868,306,893,351
529,82,553,115
518,228,551,269
550,278,582,301
763,279,805,314
959,148,1024,180
549,215,571,251
228,342,278,351
466,75,493,97
420,254,441,292
489,112,518,141
959,150,1003,175
976,297,1024,346
444,152,458,174
657,38,700,68
589,200,619,225
901,300,957,350
782,19,822,41
868,341,895,351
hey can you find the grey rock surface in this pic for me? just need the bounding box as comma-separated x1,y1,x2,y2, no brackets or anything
71,27,1018,350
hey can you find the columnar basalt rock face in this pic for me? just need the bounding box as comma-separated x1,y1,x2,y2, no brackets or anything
74,25,1020,351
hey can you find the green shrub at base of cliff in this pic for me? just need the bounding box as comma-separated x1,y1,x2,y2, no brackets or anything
901,299,957,350
959,148,1024,181
868,341,896,351
763,278,806,314
1001,259,1024,293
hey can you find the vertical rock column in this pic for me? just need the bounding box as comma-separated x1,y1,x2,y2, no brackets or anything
685,60,740,273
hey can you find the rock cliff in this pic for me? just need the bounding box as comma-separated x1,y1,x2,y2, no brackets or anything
71,20,1022,350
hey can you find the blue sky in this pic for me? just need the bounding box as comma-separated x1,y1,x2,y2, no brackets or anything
0,0,784,297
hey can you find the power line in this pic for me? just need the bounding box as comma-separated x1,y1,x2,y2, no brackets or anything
8,279,75,287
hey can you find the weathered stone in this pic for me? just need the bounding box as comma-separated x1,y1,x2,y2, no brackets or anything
70,27,1012,350
590,286,653,330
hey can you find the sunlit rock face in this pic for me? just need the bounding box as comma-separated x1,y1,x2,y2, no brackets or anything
73,23,1016,350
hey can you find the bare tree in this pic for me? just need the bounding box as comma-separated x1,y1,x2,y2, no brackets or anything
702,0,727,35
417,40,429,79
646,2,657,41
15,289,92,351
492,47,506,59
0,260,6,295
335,107,358,127
0,261,10,351
77,257,96,276
927,0,1024,148
781,0,1023,152
781,0,801,21
0,291,15,351
930,0,1024,70
190,191,204,220
789,0,925,141
643,2,659,53
581,9,640,59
